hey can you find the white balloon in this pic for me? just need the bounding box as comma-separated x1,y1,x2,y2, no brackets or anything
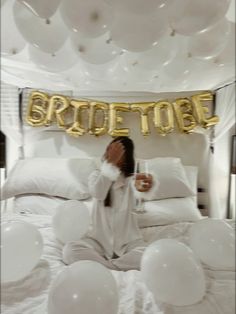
1,0,26,55
29,40,78,72
60,0,113,38
71,32,122,64
169,0,231,35
110,0,173,16
141,239,206,306
13,1,68,53
189,219,235,269
48,260,119,314
163,56,219,90
52,200,90,244
119,55,156,82
18,0,61,19
81,59,121,80
188,19,231,60
121,34,180,74
163,53,194,80
110,11,169,52
1,221,43,283
226,0,235,23
214,22,235,66
166,60,219,91
60,60,91,87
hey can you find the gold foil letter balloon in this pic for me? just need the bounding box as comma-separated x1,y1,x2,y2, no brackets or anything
26,91,219,137
45,95,70,128
153,101,174,135
130,103,154,136
191,92,219,128
66,100,89,137
88,102,109,136
26,91,49,126
108,103,130,137
172,98,197,133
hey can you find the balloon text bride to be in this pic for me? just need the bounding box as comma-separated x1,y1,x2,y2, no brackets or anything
26,91,219,137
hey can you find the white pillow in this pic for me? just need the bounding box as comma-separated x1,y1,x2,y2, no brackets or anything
139,158,195,200
14,194,67,215
1,158,97,200
135,197,202,228
184,166,198,195
14,194,94,216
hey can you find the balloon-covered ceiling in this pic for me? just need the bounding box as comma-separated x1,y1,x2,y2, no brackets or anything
1,0,235,92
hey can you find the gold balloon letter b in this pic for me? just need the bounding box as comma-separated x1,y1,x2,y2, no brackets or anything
26,91,49,126
173,98,197,133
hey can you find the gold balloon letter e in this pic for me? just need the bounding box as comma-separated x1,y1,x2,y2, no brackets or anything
108,103,130,137
191,92,219,128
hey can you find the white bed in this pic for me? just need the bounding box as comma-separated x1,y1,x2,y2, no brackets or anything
1,212,235,314
1,156,235,314
1,92,235,314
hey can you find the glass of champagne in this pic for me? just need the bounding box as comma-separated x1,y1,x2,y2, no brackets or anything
134,159,149,213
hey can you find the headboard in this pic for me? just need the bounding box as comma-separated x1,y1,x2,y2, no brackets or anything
18,89,213,216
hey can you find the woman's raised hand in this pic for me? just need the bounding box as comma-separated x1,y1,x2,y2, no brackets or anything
135,173,153,192
105,141,125,167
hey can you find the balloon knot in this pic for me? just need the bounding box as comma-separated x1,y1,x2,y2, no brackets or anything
90,11,99,22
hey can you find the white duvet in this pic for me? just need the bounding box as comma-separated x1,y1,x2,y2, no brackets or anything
1,213,235,314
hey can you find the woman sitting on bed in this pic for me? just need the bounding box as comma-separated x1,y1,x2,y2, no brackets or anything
63,136,158,271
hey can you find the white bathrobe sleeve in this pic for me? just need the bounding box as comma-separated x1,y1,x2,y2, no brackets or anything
88,161,121,201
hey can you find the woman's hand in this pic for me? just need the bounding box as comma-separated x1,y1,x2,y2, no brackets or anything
105,141,125,167
135,173,153,192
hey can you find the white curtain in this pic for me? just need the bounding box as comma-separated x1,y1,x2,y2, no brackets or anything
209,82,235,218
0,82,22,146
213,82,236,143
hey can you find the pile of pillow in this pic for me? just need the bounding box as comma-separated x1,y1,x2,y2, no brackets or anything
1,157,97,200
134,158,201,226
1,157,202,226
1,157,96,216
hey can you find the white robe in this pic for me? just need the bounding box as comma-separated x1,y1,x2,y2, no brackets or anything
63,161,159,270
87,161,144,259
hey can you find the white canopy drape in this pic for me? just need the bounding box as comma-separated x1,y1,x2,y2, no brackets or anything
0,82,22,146
209,82,235,218
214,82,235,143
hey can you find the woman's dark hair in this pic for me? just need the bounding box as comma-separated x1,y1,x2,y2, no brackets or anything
104,136,135,206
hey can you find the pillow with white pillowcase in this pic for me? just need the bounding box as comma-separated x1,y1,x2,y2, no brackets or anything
1,158,97,200
137,157,195,200
13,194,94,216
183,165,198,197
135,197,202,228
14,194,67,215
135,165,200,227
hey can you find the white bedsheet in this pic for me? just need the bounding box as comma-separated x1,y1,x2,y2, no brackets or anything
1,213,235,314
